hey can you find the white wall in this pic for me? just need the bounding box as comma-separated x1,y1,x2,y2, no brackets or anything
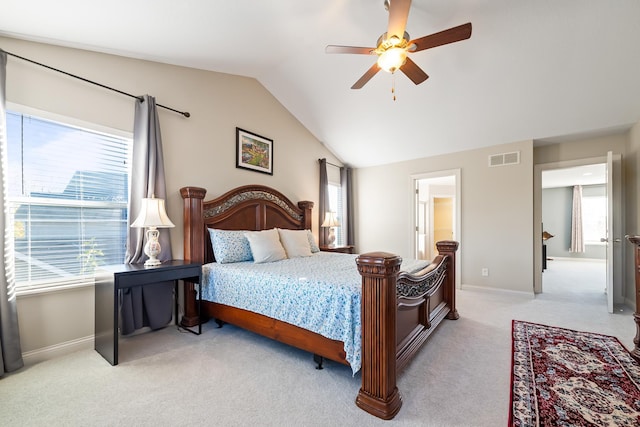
1,36,341,357
355,140,534,294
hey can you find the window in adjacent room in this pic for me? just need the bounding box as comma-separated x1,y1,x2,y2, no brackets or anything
6,109,131,293
581,185,606,245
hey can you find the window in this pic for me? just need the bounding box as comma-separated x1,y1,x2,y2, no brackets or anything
582,194,606,244
6,110,131,293
327,165,344,246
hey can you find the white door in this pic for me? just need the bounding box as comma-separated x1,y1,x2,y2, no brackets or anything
604,151,614,313
601,151,624,313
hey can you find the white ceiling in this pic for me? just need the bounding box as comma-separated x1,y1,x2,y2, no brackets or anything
1,0,639,168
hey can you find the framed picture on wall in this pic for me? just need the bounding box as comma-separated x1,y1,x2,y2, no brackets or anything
236,127,273,175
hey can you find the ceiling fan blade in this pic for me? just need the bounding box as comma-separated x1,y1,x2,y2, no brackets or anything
325,45,376,55
410,22,472,52
400,57,429,85
387,0,412,40
351,63,381,89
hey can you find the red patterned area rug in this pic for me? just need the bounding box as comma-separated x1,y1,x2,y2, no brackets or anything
510,320,640,426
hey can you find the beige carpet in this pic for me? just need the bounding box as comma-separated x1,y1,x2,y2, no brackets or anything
1,260,635,426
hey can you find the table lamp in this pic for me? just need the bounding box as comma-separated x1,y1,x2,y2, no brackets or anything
321,211,340,248
131,196,175,266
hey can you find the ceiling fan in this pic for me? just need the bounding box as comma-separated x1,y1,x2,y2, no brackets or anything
326,0,472,90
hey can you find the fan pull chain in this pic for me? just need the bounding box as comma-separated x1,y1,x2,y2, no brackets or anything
392,73,397,101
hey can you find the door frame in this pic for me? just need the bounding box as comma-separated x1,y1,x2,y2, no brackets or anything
411,169,461,289
533,155,623,305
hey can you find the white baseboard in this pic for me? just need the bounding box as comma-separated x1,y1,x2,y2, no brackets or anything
461,283,535,298
22,335,94,366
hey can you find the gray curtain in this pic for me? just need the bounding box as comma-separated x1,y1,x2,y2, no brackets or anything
0,50,24,375
318,159,330,246
122,95,173,335
340,166,355,247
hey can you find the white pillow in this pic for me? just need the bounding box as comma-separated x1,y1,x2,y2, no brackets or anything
244,229,287,263
277,228,313,258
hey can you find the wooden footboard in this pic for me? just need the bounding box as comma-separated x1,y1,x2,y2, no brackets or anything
355,241,458,419
180,185,458,420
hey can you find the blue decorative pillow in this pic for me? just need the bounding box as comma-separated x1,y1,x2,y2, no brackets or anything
307,230,320,253
208,229,253,263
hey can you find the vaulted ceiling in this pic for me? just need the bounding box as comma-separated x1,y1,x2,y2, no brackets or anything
1,0,639,167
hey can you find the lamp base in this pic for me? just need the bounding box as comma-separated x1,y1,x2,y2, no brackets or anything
326,228,336,248
143,227,163,267
144,257,162,267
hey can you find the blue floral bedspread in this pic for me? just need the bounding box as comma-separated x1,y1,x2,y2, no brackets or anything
201,252,429,375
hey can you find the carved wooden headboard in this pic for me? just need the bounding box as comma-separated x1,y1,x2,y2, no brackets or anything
180,185,313,265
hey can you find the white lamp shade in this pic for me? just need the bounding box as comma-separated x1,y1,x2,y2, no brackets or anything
321,211,340,228
131,197,175,228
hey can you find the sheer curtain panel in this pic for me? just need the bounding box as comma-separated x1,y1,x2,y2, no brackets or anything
0,50,24,375
570,185,585,253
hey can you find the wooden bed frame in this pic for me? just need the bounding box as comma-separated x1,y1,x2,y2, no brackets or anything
180,184,459,419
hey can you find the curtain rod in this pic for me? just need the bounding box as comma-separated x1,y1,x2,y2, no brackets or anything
319,158,341,168
2,49,190,118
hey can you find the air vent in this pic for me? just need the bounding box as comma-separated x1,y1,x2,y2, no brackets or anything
488,151,520,167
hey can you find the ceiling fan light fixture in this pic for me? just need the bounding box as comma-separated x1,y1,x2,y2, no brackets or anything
377,47,407,73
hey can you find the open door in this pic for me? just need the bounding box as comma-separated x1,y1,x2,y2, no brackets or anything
536,154,622,303
604,151,614,313
601,151,624,313
413,169,461,289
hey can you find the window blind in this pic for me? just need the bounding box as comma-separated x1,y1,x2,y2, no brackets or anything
6,111,131,292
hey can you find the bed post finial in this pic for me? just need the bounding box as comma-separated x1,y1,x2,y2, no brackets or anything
355,252,403,420
436,240,459,320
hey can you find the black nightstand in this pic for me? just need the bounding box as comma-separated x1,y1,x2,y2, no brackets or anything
94,260,202,365
320,245,355,254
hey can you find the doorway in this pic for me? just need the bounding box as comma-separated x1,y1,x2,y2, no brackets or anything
412,169,461,289
541,164,607,309
534,153,623,313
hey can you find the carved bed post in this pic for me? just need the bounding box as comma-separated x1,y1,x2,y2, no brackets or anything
180,186,207,327
298,200,313,230
625,236,640,361
436,241,460,320
355,252,403,420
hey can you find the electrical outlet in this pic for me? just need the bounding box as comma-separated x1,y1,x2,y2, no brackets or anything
481,268,489,277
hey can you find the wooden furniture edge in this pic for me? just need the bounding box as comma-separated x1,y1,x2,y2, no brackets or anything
625,235,640,362
207,302,348,364
180,186,206,327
